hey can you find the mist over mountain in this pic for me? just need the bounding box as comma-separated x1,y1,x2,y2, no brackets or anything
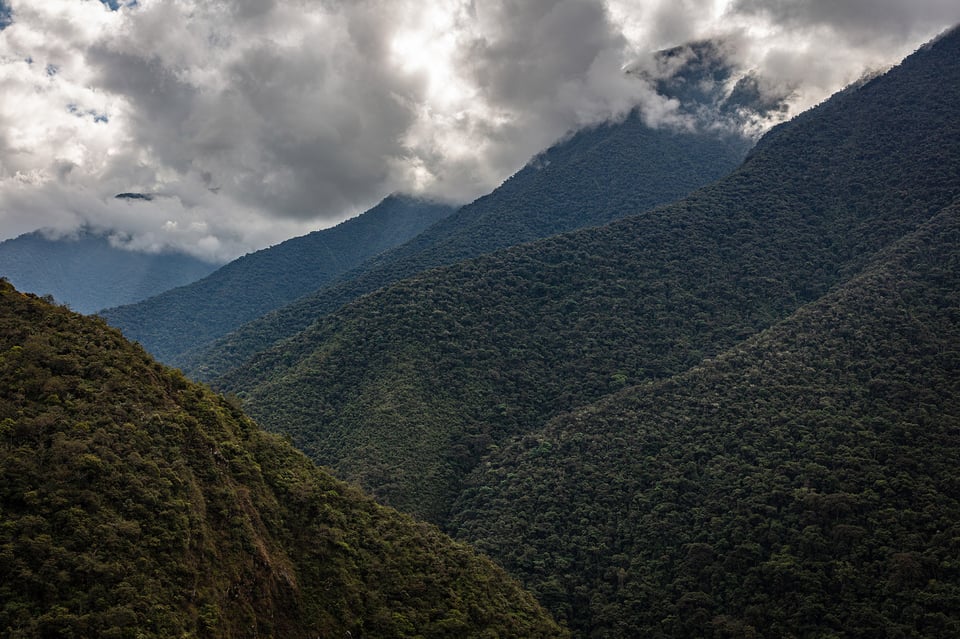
629,38,793,133
0,228,217,314
100,195,455,364
180,111,751,379
0,280,565,638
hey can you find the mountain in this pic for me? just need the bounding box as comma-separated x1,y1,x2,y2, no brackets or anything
0,280,565,638
0,229,217,314
100,195,456,364
452,203,960,636
644,39,791,125
179,111,751,379
216,26,960,529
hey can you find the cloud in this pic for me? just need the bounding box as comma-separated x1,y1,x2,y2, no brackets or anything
731,0,960,42
0,0,957,260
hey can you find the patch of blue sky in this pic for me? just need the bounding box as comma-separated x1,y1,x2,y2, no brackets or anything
0,1,12,31
66,103,110,124
100,0,139,10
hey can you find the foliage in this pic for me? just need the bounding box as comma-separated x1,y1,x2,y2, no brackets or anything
0,228,217,314
101,195,455,364
0,281,565,638
453,204,960,636
217,28,960,527
183,115,751,379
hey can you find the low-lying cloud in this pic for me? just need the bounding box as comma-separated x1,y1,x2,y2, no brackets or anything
0,0,957,261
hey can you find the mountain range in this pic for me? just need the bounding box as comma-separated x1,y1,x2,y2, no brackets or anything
101,42,762,377
4,24,960,639
111,113,751,377
218,26,960,520
209,25,960,637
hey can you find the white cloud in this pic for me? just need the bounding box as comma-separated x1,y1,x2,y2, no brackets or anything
0,0,957,261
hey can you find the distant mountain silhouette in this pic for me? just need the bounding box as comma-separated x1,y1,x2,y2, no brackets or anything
0,228,217,314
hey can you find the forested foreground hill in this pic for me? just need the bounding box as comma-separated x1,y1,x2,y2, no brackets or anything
100,195,455,364
182,112,751,379
0,282,565,638
219,27,960,524
453,204,960,637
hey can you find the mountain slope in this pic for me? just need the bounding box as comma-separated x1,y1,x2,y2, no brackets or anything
453,202,960,637
0,229,217,314
218,28,960,524
0,280,565,638
182,113,751,378
100,195,455,363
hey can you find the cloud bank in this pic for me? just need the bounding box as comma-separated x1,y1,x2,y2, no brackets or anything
0,0,957,260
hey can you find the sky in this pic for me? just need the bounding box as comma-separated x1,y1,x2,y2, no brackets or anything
0,0,957,262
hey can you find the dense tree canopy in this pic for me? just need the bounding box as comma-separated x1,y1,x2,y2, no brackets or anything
453,204,960,636
0,280,565,638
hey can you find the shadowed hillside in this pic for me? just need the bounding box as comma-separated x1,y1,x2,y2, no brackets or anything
100,195,455,363
453,203,960,636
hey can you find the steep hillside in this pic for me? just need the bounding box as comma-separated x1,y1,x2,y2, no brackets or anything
453,203,960,637
0,229,217,314
182,113,751,378
218,28,960,524
100,195,455,363
0,281,565,638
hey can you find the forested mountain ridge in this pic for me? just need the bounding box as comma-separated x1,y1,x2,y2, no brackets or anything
218,27,960,525
453,202,960,636
181,112,751,379
0,229,217,314
0,281,565,638
100,195,455,363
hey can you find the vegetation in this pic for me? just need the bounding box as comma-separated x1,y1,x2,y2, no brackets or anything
0,280,565,638
217,27,960,528
101,194,455,363
0,228,217,314
182,114,751,379
453,204,960,636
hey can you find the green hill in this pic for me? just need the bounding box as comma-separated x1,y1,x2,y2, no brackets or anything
0,280,565,638
181,113,751,379
452,202,960,637
0,229,217,315
100,195,455,363
217,27,960,526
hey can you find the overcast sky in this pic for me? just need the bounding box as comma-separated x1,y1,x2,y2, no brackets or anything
0,0,957,261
